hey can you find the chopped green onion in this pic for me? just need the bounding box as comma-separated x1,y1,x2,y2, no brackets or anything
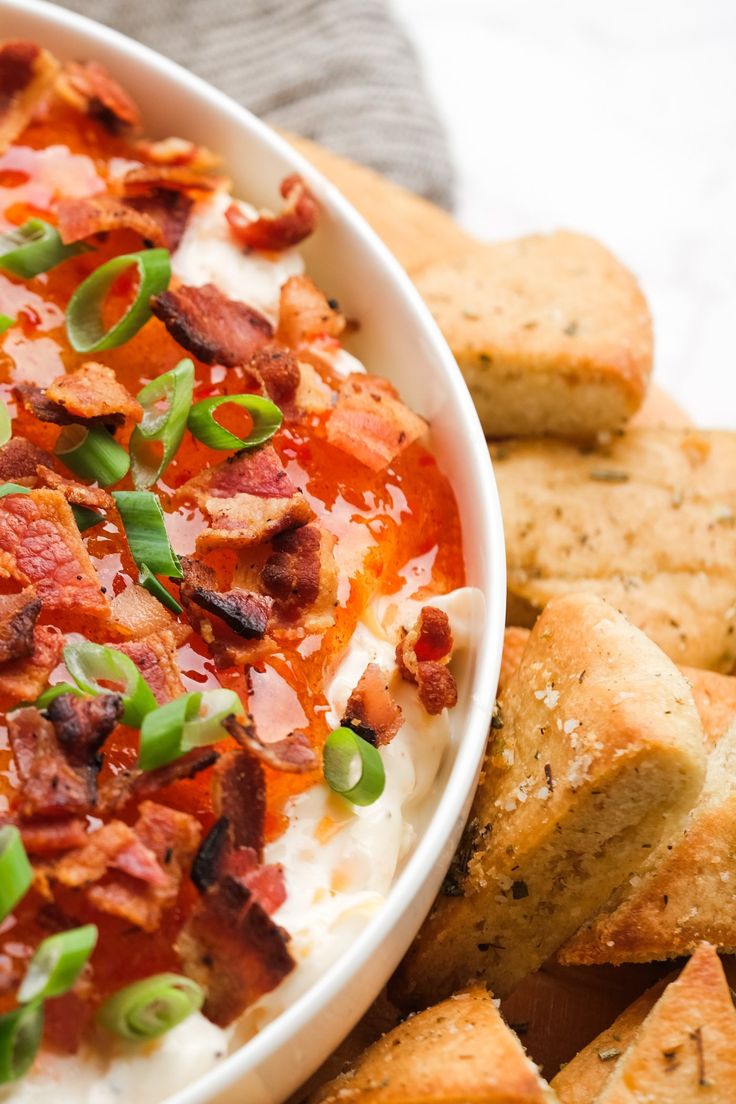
0,315,13,336
138,688,240,770
0,482,30,499
63,641,157,727
112,490,181,578
138,692,201,771
97,973,203,1040
130,359,194,490
71,504,105,532
35,682,84,709
0,826,32,922
0,218,88,279
56,425,130,486
181,688,241,749
187,394,282,452
323,726,385,806
0,1002,44,1083
0,401,11,446
138,564,182,614
18,924,97,1003
65,248,170,353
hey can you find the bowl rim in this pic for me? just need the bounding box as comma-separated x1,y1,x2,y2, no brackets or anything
0,2,507,1100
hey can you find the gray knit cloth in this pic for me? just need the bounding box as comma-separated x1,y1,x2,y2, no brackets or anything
53,0,454,209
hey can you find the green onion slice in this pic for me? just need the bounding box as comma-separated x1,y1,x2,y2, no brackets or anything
138,564,183,615
56,425,130,487
0,219,89,279
0,1002,44,1083
0,401,11,447
97,973,203,1041
0,482,29,500
0,315,14,336
130,359,194,490
71,504,105,532
18,924,97,1003
112,490,182,578
187,394,282,452
0,826,32,922
65,248,170,354
323,726,386,806
35,682,84,709
63,641,157,727
138,688,240,771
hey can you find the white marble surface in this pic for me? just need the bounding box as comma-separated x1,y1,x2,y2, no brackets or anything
392,0,736,427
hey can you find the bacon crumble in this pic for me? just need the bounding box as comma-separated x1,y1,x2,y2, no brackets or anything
8,706,99,818
396,606,458,716
55,60,140,133
341,662,404,747
0,41,59,153
223,714,318,773
17,364,142,429
326,373,428,472
151,283,273,367
0,587,41,664
261,522,338,631
46,691,123,765
276,274,344,350
0,624,63,707
225,173,319,252
0,439,54,484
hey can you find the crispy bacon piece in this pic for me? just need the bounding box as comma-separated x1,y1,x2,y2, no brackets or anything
178,557,273,667
108,584,189,641
342,662,403,747
176,875,294,1026
53,802,200,932
0,438,54,484
0,624,63,706
35,466,113,511
248,344,301,410
326,373,427,473
0,41,59,153
46,692,123,765
56,60,140,133
15,383,75,426
175,445,313,552
276,275,344,350
20,817,88,857
47,362,142,426
212,748,266,854
0,587,40,663
223,715,318,773
151,284,273,367
0,490,109,622
57,190,194,252
119,165,224,196
116,628,188,705
134,136,221,172
225,174,319,252
396,606,457,715
261,523,338,631
8,707,97,818
98,747,218,815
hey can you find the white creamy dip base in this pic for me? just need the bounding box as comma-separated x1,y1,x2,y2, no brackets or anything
3,587,480,1103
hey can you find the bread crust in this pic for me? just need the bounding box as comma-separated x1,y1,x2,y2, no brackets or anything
391,594,706,1006
414,232,652,438
310,988,555,1104
495,428,736,671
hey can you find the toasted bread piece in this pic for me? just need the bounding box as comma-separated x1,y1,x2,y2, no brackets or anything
498,626,531,696
593,944,736,1102
311,987,556,1104
560,719,736,966
550,977,670,1104
285,132,473,275
392,594,706,1006
683,667,736,748
414,232,652,438
628,383,692,429
494,428,736,671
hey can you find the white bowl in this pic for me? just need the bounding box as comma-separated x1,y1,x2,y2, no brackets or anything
0,3,506,1100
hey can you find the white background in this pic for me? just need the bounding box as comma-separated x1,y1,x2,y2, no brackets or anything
392,0,736,427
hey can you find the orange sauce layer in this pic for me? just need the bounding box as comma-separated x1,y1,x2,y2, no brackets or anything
0,101,465,1026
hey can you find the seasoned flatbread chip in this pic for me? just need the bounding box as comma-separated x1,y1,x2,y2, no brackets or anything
494,428,736,671
311,987,556,1104
392,593,706,1006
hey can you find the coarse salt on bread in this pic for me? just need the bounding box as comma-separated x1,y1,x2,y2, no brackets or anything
591,944,736,1102
494,428,736,672
414,232,652,438
391,593,706,1006
310,987,556,1104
